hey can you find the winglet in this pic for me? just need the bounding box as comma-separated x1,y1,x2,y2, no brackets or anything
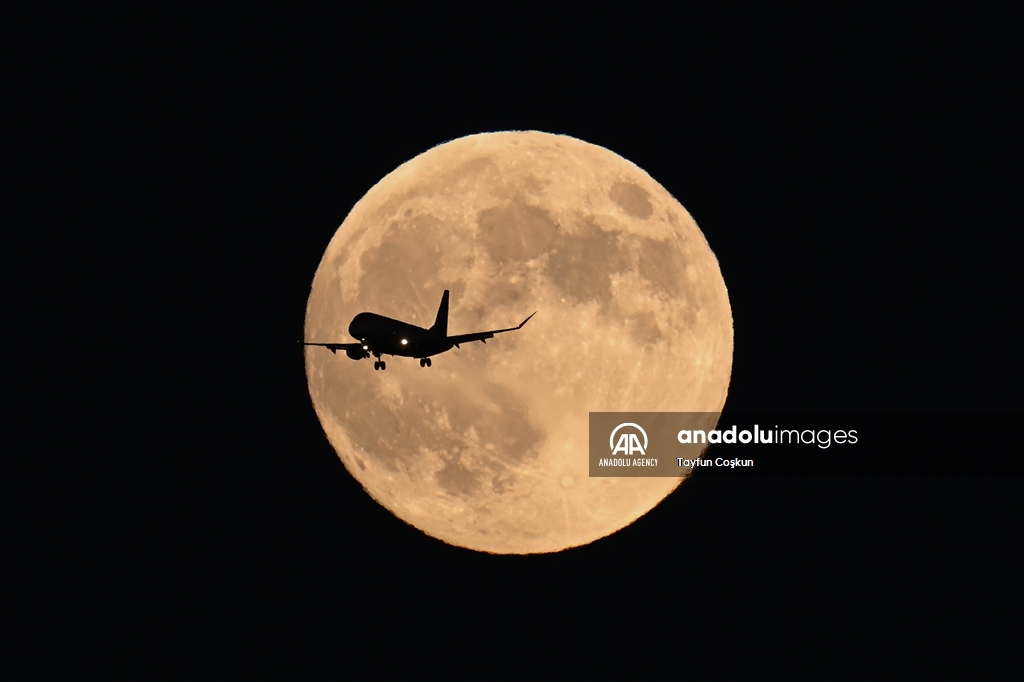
518,311,537,329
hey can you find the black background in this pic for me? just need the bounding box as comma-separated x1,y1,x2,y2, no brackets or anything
2,2,1020,676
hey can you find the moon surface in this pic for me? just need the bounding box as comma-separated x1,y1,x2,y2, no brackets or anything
304,131,732,554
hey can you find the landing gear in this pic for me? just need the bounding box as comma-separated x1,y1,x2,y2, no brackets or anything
419,358,432,368
374,360,387,371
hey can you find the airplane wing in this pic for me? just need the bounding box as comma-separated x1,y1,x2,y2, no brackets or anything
448,312,536,348
302,341,365,355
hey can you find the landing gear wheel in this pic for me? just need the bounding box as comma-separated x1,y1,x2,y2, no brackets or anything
425,358,432,367
419,358,426,367
379,361,386,370
373,361,380,370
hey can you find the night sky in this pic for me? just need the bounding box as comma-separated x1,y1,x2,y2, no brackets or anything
2,2,1020,675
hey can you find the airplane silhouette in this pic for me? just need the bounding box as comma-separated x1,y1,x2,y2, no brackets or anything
304,290,536,370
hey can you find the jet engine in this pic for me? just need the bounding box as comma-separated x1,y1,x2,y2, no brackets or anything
346,347,370,360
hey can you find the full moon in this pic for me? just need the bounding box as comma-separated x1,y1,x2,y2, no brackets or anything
304,131,732,554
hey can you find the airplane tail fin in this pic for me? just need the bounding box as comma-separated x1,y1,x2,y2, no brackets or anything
430,290,449,337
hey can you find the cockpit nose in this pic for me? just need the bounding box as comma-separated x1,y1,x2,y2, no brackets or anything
348,312,371,339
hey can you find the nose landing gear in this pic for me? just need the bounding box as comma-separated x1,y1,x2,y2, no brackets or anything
373,360,386,371
419,358,432,368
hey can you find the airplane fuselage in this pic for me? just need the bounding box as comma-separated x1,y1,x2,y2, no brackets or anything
349,312,454,359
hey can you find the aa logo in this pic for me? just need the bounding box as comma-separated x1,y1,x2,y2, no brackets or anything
610,423,648,456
